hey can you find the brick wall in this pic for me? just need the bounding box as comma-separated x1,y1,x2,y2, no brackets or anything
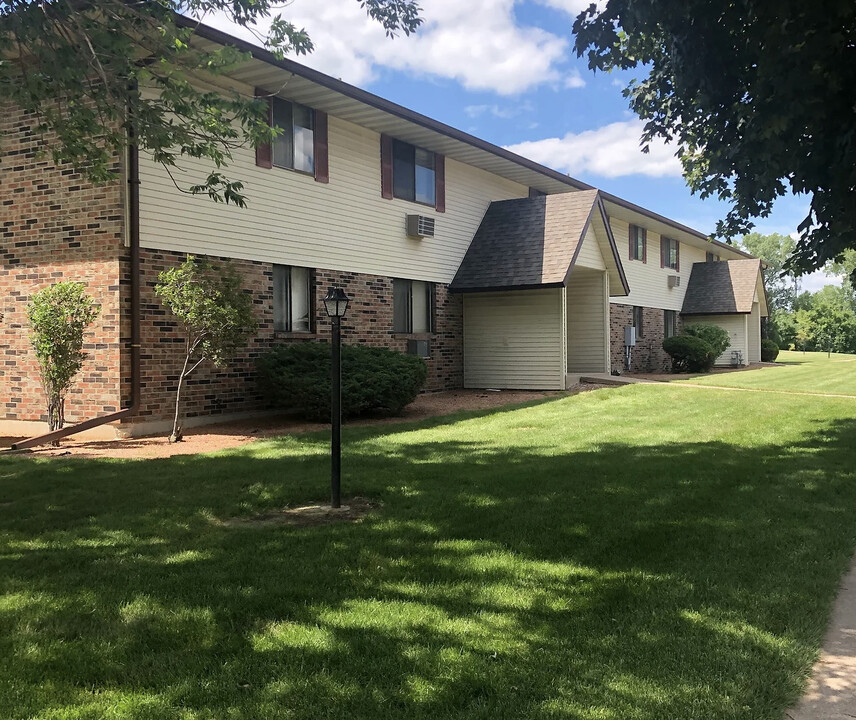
0,101,126,424
120,250,463,429
609,303,681,373
0,103,463,433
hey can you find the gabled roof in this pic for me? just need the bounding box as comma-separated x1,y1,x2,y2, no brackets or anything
681,259,767,315
449,190,629,295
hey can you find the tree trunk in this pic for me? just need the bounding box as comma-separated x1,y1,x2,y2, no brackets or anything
47,392,64,447
170,354,190,443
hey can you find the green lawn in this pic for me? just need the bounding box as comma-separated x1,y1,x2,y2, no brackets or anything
2,384,856,719
673,350,856,396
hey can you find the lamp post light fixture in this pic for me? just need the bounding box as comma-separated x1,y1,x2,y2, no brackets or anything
322,286,350,508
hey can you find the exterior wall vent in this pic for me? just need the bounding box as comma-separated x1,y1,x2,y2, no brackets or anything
406,214,435,238
668,275,681,288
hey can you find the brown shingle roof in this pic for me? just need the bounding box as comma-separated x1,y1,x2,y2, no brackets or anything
450,190,602,292
681,259,763,315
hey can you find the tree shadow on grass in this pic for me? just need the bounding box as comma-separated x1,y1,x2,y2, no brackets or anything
0,411,855,719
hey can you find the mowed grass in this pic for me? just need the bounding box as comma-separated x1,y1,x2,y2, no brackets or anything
673,350,856,396
2,384,856,719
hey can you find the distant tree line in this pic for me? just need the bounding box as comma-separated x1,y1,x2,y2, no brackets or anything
740,235,856,354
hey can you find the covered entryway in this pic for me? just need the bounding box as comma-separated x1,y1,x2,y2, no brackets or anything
682,259,768,365
451,190,629,390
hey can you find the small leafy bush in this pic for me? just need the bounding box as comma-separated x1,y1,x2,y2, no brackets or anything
761,338,780,362
28,282,100,434
257,342,427,421
682,323,731,358
663,335,716,373
155,256,257,442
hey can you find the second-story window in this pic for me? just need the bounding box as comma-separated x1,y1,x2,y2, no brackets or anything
272,98,314,174
629,224,646,262
393,140,435,206
662,237,680,271
706,251,720,262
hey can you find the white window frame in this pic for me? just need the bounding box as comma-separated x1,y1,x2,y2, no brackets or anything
273,265,313,333
663,237,679,270
393,279,435,334
630,224,646,261
271,97,315,174
664,310,678,338
392,139,436,206
632,305,644,338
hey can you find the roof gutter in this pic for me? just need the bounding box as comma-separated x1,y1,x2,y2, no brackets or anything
11,121,142,450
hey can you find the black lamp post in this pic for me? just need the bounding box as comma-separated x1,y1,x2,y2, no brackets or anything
322,286,350,508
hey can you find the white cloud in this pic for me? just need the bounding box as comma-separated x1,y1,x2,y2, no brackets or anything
203,0,570,94
532,0,602,15
800,269,841,292
564,69,586,88
504,119,683,178
464,101,535,119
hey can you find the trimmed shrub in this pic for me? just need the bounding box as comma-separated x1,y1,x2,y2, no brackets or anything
682,323,731,358
761,338,780,362
663,335,716,373
257,342,427,421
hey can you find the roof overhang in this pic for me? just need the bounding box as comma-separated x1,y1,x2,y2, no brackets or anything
179,16,760,258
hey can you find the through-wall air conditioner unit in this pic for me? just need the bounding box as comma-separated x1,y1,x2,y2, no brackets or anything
668,275,681,288
406,214,435,239
407,339,431,358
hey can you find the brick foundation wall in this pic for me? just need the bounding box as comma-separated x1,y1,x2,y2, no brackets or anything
0,101,126,424
609,303,681,373
120,250,463,428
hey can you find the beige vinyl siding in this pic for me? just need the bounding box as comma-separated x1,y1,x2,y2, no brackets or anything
607,217,738,310
748,302,761,362
463,289,566,389
566,270,609,373
138,114,528,283
575,226,606,271
688,314,748,365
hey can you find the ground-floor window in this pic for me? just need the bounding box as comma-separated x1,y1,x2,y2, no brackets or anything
273,264,313,333
664,309,678,338
632,305,644,338
393,279,435,334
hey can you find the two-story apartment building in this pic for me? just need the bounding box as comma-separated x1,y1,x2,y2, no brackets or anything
0,19,766,441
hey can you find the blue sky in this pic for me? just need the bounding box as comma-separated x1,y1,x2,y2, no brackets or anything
207,0,834,290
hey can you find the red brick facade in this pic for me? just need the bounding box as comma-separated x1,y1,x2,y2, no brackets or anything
2,103,464,435
122,251,463,430
609,303,681,373
1,101,127,425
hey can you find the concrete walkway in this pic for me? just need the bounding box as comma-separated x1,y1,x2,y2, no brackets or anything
787,557,856,720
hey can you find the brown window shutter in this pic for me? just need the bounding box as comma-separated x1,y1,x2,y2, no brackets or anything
434,153,445,213
255,88,273,169
675,241,680,272
380,134,393,199
628,224,635,260
642,228,648,264
660,236,665,268
313,110,329,183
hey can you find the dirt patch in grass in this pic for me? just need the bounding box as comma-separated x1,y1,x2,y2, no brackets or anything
219,496,379,528
9,388,581,460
